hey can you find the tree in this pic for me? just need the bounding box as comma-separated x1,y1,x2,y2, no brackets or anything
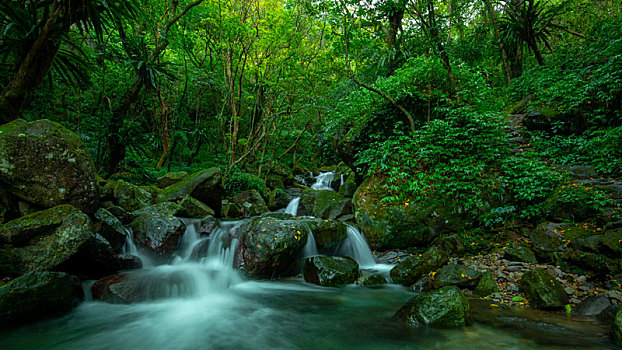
0,0,137,124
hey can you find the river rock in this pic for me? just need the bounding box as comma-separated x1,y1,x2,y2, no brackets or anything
157,168,222,217
55,234,119,279
613,308,622,346
3,205,97,274
504,246,538,264
602,229,622,256
393,286,471,327
157,171,188,189
474,271,499,296
306,219,348,251
338,173,357,198
362,274,388,288
129,203,186,257
231,190,269,217
433,262,482,289
267,189,291,211
102,180,152,212
94,208,127,251
0,119,99,213
390,246,449,286
575,294,611,317
0,271,83,326
519,268,569,309
178,195,215,218
298,189,352,220
303,256,359,287
530,222,564,260
236,217,309,278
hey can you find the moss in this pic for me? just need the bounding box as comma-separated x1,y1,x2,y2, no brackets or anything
394,286,471,327
303,256,359,287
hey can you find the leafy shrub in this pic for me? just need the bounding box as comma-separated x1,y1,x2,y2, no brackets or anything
224,171,267,198
545,182,613,222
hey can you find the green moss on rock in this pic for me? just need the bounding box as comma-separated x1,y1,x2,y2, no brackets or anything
519,268,569,309
393,286,471,327
303,255,359,287
390,246,449,286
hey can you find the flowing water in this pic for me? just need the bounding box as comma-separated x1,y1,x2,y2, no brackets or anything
311,172,335,190
284,197,300,216
1,220,614,350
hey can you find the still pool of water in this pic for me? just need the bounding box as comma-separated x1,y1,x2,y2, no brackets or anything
1,277,615,350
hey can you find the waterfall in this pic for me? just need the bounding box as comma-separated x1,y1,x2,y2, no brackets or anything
302,232,319,258
340,174,344,186
284,197,300,216
311,172,335,190
338,224,376,267
121,228,154,267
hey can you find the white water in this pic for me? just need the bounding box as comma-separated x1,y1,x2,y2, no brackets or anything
311,172,335,190
340,174,345,186
284,197,300,216
121,228,155,267
302,232,319,258
338,224,377,268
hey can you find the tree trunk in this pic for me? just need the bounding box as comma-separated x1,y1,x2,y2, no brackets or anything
386,8,404,75
426,0,458,96
482,0,512,84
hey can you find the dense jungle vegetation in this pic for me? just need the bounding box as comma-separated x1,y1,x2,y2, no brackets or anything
1,0,621,240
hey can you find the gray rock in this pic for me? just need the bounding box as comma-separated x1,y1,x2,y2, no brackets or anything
303,256,359,287
393,286,471,327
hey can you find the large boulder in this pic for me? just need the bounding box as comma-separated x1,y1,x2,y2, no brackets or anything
393,286,471,327
390,246,449,286
55,234,119,279
302,256,359,287
178,195,215,218
102,180,152,212
353,176,465,249
129,202,186,257
0,271,83,327
432,262,482,289
298,189,352,220
2,205,97,274
0,119,99,213
236,217,310,278
156,171,188,189
94,208,128,251
504,246,538,264
306,219,348,251
474,271,499,297
157,168,222,217
519,268,569,309
91,273,151,304
231,190,269,217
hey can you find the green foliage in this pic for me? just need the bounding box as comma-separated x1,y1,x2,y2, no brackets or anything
224,171,268,198
545,182,613,221
357,107,509,218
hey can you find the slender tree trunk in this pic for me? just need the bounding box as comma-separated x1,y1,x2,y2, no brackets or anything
426,0,458,96
386,8,404,75
482,0,512,84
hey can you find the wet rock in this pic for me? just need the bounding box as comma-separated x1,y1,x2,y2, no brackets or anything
129,203,186,257
305,219,348,251
5,205,97,274
178,195,215,218
303,256,359,287
338,173,357,198
237,217,309,278
575,294,611,317
231,190,269,217
117,255,143,270
105,205,133,225
0,119,99,213
530,222,564,260
433,262,482,289
390,246,449,286
55,234,119,279
432,235,466,256
267,189,291,211
0,271,83,327
393,286,471,327
221,201,242,218
474,271,499,297
519,268,569,309
602,229,622,257
103,180,152,212
94,208,127,251
157,168,222,217
298,189,352,220
361,274,388,288
156,171,188,189
504,246,537,264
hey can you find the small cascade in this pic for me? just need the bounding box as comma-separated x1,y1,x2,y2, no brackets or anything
340,174,344,186
338,224,376,267
284,197,300,216
302,232,319,258
311,172,335,190
121,228,154,267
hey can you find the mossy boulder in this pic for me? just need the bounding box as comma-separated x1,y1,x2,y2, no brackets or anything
354,176,464,250
103,180,152,212
298,189,352,220
303,256,359,287
156,171,188,189
129,203,186,257
432,262,482,289
612,307,622,346
390,246,449,286
361,274,388,288
4,205,97,274
529,222,565,260
178,195,214,218
157,167,222,216
94,208,127,251
0,271,83,327
267,189,292,211
55,234,119,279
231,190,269,217
559,248,620,277
474,271,499,296
519,268,569,309
393,286,471,328
602,229,622,256
305,219,348,251
236,217,309,278
0,119,99,213
504,246,538,264
338,173,358,198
